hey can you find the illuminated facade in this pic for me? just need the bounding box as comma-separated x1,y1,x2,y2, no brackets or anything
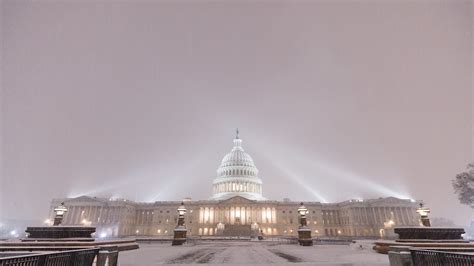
50,132,419,238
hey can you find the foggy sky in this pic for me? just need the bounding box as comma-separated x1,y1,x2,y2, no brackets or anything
1,0,473,225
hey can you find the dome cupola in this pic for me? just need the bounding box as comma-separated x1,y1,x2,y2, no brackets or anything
210,129,265,201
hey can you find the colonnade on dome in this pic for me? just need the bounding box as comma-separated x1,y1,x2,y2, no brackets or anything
213,181,262,194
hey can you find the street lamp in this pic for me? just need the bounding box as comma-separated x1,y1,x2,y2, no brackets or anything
53,202,68,226
172,202,187,246
297,203,309,224
177,203,187,218
416,202,431,227
297,202,313,246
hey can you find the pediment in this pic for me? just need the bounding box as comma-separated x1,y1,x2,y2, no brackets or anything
378,196,410,204
220,196,256,204
67,195,102,203
385,196,404,202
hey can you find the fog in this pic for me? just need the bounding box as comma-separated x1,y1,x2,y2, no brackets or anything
0,0,472,226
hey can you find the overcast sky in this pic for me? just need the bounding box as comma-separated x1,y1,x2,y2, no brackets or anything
1,0,472,226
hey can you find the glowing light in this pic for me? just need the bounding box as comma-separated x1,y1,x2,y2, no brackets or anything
177,202,187,216
10,230,16,236
384,219,395,228
297,203,308,216
54,203,68,216
416,207,430,216
99,232,107,238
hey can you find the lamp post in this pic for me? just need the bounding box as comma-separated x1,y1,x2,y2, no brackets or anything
53,202,68,226
172,202,187,246
297,202,313,246
416,202,431,227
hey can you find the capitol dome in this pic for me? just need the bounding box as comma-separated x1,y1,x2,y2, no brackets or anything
210,130,265,201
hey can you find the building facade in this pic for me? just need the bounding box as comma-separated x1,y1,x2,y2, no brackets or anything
50,132,419,238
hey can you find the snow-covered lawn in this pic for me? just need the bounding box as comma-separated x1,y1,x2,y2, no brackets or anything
119,241,389,265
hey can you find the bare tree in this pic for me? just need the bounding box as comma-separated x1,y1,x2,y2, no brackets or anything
452,163,474,208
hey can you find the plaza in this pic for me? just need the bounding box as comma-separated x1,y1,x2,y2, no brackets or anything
120,241,389,265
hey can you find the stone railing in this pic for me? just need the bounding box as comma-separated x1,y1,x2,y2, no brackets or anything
0,248,104,266
394,227,466,241
409,249,474,266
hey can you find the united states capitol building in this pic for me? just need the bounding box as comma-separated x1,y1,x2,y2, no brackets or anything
50,131,419,238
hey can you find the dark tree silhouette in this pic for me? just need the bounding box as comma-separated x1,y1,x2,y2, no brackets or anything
452,163,474,208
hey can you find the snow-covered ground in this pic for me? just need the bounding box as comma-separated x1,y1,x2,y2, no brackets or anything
119,240,389,265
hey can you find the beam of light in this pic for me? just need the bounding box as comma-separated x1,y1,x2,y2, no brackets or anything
67,179,131,199
255,141,412,201
281,168,329,203
145,154,209,202
305,159,411,199
145,178,180,202
303,158,413,200
259,152,329,203
67,153,208,202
